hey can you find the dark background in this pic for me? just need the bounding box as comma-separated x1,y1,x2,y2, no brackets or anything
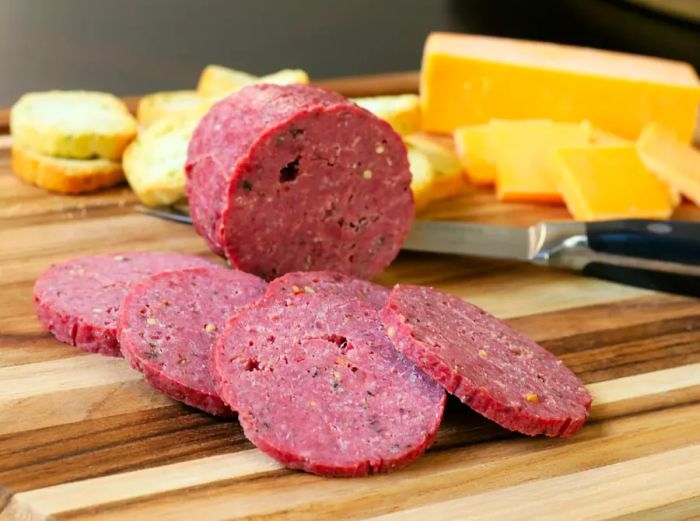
1,0,698,106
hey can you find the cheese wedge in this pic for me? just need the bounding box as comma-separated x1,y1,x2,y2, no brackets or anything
421,32,700,140
453,125,496,185
491,120,591,202
591,128,630,145
552,145,675,221
353,95,421,135
637,123,700,207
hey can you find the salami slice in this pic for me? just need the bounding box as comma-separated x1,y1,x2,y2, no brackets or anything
264,271,389,310
118,267,266,416
380,285,591,437
186,83,413,280
212,293,446,477
33,252,217,356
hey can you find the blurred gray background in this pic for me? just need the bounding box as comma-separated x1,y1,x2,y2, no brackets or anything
1,0,698,105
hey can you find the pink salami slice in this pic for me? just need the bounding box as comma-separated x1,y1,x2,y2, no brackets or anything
380,285,591,437
118,267,266,416
212,293,446,477
33,252,217,356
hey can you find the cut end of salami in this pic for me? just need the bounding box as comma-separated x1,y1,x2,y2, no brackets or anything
264,271,389,310
380,285,592,437
118,266,267,416
33,252,218,356
186,83,413,280
212,293,446,477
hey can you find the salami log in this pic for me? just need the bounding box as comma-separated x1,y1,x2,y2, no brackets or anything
186,84,413,280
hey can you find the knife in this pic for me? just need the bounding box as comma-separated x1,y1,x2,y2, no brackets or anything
138,205,700,296
405,219,700,296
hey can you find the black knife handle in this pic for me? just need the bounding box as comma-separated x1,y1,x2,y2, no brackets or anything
582,263,700,297
586,220,700,266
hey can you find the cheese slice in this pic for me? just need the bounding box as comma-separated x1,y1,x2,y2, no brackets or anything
453,125,496,185
552,145,675,221
637,123,700,207
421,32,700,141
591,128,630,145
491,120,591,202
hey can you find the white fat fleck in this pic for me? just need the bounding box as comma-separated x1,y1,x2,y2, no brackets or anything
146,318,157,325
362,169,373,180
113,255,125,262
375,145,385,154
204,323,217,333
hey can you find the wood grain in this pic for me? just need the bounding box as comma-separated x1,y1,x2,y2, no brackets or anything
1,73,699,520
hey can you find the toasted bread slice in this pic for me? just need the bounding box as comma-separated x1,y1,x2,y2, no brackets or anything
12,142,124,194
198,65,310,99
123,113,202,206
404,133,465,202
408,148,437,212
258,68,309,86
353,95,421,135
137,90,208,126
197,65,258,97
11,91,137,160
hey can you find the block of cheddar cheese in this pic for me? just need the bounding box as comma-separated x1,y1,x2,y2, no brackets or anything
453,125,496,185
421,32,700,141
637,123,700,207
552,145,675,221
491,120,591,203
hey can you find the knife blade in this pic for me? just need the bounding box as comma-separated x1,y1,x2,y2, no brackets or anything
138,205,700,296
405,219,700,296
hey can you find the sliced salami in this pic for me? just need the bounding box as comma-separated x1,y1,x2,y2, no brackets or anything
380,285,591,437
212,293,446,477
186,83,413,280
118,267,266,416
265,271,389,310
33,252,217,356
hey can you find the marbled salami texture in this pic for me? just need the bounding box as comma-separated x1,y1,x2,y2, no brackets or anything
186,84,413,279
380,285,592,437
212,293,446,477
118,267,267,416
33,252,217,356
264,271,389,310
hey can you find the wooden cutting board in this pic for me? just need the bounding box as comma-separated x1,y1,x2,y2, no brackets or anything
1,74,700,521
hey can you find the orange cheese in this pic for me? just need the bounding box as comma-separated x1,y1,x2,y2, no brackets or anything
637,123,700,207
552,145,675,221
591,128,630,145
491,120,591,203
453,125,496,185
421,32,700,141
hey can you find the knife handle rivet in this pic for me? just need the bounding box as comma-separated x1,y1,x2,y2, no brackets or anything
646,223,672,235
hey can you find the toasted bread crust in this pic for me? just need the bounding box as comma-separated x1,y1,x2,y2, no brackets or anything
12,143,124,194
123,113,201,206
136,90,206,126
11,91,137,160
